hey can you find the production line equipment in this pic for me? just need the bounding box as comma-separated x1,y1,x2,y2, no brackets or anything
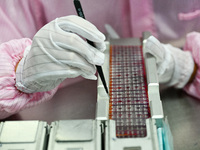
0,32,173,150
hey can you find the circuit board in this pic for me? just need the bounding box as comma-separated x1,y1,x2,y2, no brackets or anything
109,45,151,138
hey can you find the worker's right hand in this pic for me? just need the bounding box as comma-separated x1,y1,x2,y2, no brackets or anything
144,36,194,88
15,15,106,93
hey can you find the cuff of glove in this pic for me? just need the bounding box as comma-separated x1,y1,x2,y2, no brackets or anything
15,46,36,93
165,44,194,88
15,56,36,93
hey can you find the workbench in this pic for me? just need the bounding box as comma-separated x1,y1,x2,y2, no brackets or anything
4,78,200,150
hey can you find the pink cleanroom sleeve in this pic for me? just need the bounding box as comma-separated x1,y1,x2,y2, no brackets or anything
183,32,200,99
0,38,58,119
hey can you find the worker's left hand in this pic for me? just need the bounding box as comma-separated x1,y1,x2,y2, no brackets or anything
144,36,194,88
15,15,106,93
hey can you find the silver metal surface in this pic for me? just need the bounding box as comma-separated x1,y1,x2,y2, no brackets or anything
55,120,94,141
144,53,164,127
48,119,102,150
0,121,39,143
145,54,164,122
161,88,200,150
0,121,48,150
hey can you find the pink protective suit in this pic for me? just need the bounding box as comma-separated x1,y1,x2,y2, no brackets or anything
0,0,200,119
183,32,200,99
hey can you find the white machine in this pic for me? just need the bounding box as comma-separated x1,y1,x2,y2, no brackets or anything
0,32,173,150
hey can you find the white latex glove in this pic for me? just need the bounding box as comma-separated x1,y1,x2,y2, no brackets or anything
16,15,106,93
144,36,194,88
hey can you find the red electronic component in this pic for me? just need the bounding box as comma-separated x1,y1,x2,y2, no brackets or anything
109,45,151,138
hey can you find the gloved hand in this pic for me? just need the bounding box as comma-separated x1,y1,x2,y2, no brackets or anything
15,15,106,93
144,36,194,88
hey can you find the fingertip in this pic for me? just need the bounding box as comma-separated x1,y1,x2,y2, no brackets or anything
94,42,106,52
82,74,97,80
93,51,105,66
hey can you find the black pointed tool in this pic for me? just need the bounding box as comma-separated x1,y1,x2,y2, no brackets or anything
73,0,109,95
